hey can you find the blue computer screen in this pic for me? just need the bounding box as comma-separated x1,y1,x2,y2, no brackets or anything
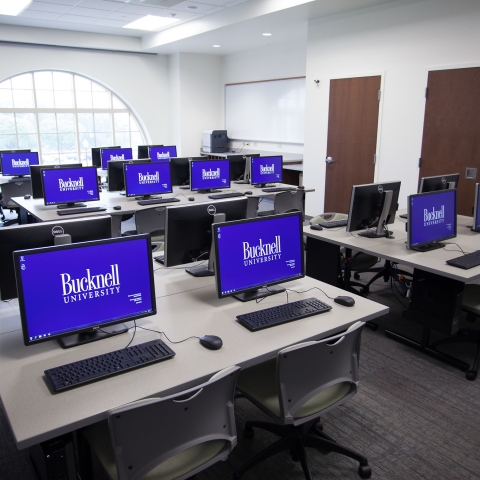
214,213,303,297
1,152,39,176
42,167,99,205
101,148,133,169
251,156,283,185
190,160,230,191
124,162,172,197
15,236,154,342
149,146,177,162
409,189,456,247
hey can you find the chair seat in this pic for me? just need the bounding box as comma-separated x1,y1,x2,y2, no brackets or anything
463,284,480,314
83,420,227,480
237,358,352,420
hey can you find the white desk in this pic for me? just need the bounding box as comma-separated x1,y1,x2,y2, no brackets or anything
0,267,387,450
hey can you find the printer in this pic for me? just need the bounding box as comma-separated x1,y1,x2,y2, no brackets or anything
202,130,228,153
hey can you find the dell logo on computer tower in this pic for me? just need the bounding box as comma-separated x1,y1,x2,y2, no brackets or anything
207,205,217,215
52,226,64,236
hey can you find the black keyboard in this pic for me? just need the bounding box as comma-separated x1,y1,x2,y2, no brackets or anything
57,206,106,216
261,187,297,193
320,220,348,229
207,192,245,199
45,339,175,392
137,198,181,206
236,297,332,332
446,250,480,270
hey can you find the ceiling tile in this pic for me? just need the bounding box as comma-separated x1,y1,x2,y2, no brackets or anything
31,0,80,5
57,14,98,23
118,4,167,15
222,0,249,6
168,1,224,15
159,10,199,19
76,0,122,11
197,0,243,5
92,17,129,27
20,10,63,20
67,6,111,17
105,11,143,21
28,2,74,13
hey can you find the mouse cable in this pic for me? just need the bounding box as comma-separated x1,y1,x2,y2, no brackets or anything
137,325,201,344
284,286,337,304
442,243,472,255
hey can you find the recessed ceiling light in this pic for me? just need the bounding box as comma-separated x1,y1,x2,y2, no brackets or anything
187,5,198,9
123,15,179,31
262,33,272,36
0,0,32,16
213,45,220,48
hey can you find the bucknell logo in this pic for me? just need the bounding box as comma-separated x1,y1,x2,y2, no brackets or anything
52,226,64,236
378,185,384,194
207,205,216,215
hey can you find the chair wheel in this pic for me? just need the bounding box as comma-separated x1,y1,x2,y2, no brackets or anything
244,426,254,438
358,464,372,479
465,370,477,381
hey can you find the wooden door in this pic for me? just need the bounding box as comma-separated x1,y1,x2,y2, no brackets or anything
419,67,480,216
324,76,381,213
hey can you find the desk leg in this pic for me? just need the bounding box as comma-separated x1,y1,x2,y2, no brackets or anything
305,237,340,286
75,429,93,480
111,214,122,237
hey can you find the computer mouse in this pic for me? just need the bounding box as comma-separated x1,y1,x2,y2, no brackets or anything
188,197,195,201
113,205,122,210
199,335,223,350
24,194,31,199
334,296,355,307
245,191,253,195
310,224,323,231
297,186,305,190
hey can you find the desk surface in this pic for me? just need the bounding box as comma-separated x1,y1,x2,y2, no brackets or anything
200,149,302,164
304,213,480,282
0,267,387,450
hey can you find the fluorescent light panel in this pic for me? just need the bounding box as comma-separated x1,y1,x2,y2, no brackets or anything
0,0,32,16
123,15,179,31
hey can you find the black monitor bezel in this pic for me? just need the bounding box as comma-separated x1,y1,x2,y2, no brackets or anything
124,161,173,197
473,183,480,233
189,158,231,192
138,144,163,159
407,189,457,250
250,155,283,186
92,146,120,168
213,211,305,299
100,147,133,170
170,157,203,186
108,158,151,192
30,163,82,199
1,151,39,177
41,166,100,206
14,234,156,347
418,173,460,193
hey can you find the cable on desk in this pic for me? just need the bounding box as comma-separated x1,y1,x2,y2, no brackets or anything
153,254,208,272
137,325,201,345
124,321,137,349
443,243,472,255
284,286,337,305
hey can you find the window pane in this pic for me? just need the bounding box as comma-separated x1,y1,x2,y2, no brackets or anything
57,113,75,133
76,91,93,109
74,76,91,91
92,82,106,92
94,113,111,132
0,113,16,134
38,113,57,133
40,133,59,153
42,153,60,165
131,132,144,149
13,90,34,108
0,90,13,108
115,131,129,147
36,90,55,108
0,135,17,149
54,91,74,108
60,152,79,164
58,133,76,152
17,134,38,150
0,79,11,89
34,72,53,90
114,112,129,132
95,132,113,146
11,73,33,90
79,132,94,151
130,115,141,133
112,96,125,109
16,113,37,134
78,113,94,133
53,72,73,91
92,91,110,109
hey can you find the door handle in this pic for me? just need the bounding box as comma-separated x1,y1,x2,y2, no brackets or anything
325,157,334,164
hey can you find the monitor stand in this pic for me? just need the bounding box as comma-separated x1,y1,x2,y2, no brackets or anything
197,189,222,194
234,157,251,184
58,324,128,349
186,213,225,277
179,185,190,190
57,202,87,209
135,195,160,200
234,285,285,302
410,242,446,252
357,190,394,239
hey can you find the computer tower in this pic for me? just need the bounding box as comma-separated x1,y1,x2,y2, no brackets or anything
202,130,228,153
29,433,76,480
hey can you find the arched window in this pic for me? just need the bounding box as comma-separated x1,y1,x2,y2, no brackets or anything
0,71,146,165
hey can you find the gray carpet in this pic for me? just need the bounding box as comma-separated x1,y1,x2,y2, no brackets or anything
1,267,480,480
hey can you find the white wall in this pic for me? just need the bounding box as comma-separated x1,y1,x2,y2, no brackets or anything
304,0,480,216
0,39,171,146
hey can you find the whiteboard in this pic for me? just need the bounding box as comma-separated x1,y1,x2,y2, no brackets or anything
225,78,305,144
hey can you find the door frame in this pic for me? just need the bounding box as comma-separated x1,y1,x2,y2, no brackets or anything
325,71,386,183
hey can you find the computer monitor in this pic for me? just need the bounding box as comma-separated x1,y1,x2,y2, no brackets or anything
473,183,480,233
250,155,283,187
124,161,173,199
108,158,150,192
171,157,203,187
150,145,177,162
42,166,100,208
14,234,156,349
407,189,457,251
138,144,162,159
92,146,120,168
100,147,132,169
232,154,261,184
163,198,248,267
0,216,111,301
419,173,460,193
346,181,401,238
213,212,305,302
0,149,30,173
1,151,39,177
190,159,230,193
30,163,82,199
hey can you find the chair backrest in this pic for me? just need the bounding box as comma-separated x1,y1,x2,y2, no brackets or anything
276,321,364,423
311,212,348,225
134,206,165,236
273,190,305,218
107,365,240,480
1,180,31,206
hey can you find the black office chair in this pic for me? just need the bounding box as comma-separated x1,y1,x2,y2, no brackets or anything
1,180,31,226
